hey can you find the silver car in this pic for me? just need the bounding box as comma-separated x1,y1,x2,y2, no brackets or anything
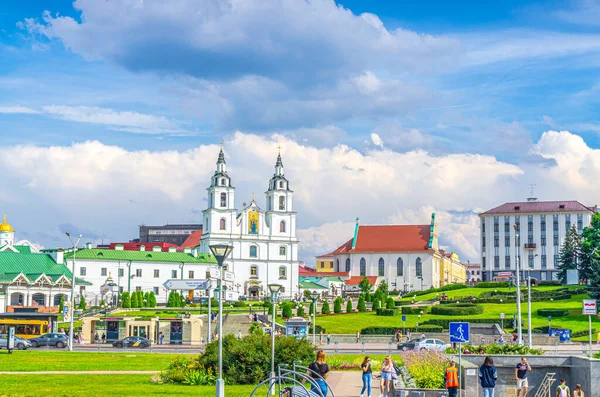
0,334,32,350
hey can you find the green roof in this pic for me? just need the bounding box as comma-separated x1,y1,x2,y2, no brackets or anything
64,248,217,264
0,251,91,285
323,276,344,282
14,245,32,254
299,281,327,290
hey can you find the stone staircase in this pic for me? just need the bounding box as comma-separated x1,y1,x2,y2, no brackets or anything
200,313,253,342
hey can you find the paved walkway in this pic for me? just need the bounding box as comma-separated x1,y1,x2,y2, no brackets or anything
328,371,365,397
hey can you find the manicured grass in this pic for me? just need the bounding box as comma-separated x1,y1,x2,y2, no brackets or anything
0,350,182,371
312,293,599,334
0,375,256,396
400,285,570,302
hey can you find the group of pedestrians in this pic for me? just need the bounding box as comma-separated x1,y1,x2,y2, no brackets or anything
358,355,400,397
93,332,106,344
445,356,585,397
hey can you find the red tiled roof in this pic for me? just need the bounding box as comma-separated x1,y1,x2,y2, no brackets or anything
353,225,430,252
317,253,334,258
180,230,203,249
480,201,596,215
109,242,178,252
345,276,378,285
300,270,350,278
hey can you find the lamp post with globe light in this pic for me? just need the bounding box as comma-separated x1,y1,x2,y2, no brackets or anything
209,244,233,397
268,284,282,385
310,292,320,345
65,232,82,352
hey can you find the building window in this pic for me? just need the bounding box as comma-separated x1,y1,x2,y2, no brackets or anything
279,246,286,256
136,269,142,277
279,181,284,189
345,258,351,273
494,256,499,269
415,257,422,277
505,256,510,269
528,254,534,268
170,270,176,278
279,266,287,279
397,257,404,276
494,236,499,247
553,236,559,246
320,262,324,268
220,192,227,207
378,257,385,277
153,287,159,295
279,196,285,211
329,262,333,268
494,222,499,233
98,268,106,277
189,271,194,278
250,266,258,277
553,218,559,232
280,221,286,233
154,269,159,278
119,286,124,294
220,218,226,230
249,245,258,258
482,221,485,233
482,237,486,252
565,214,571,231
541,255,547,269
577,214,583,232
135,286,142,291
504,220,510,232
336,259,339,272
482,257,486,269
528,236,534,244
541,219,546,232
528,220,533,232
360,258,366,276
541,272,547,281
553,255,558,267
223,265,228,271
541,236,546,246
80,267,87,276
505,236,510,246
118,268,124,277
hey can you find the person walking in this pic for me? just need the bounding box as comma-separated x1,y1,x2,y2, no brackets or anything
303,350,329,397
94,332,99,344
406,329,411,341
326,332,331,345
380,356,393,397
356,331,361,343
516,357,531,397
573,384,584,397
479,356,498,397
445,360,459,397
319,330,323,344
238,330,242,340
359,356,372,397
398,331,402,343
556,379,570,397
596,331,600,346
101,333,106,344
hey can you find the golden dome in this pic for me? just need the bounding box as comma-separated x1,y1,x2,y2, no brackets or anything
0,215,14,233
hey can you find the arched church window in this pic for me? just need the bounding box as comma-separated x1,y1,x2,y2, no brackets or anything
360,258,366,276
378,257,385,276
279,266,287,279
397,257,404,276
219,218,226,230
280,221,286,233
279,181,284,189
279,196,285,210
416,257,422,277
249,245,258,258
220,192,227,207
221,178,226,186
336,259,340,272
279,246,286,256
345,258,351,272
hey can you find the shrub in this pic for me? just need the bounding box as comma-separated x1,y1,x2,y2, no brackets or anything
394,300,412,306
386,297,395,309
296,304,305,317
403,283,468,298
333,297,343,314
417,325,443,332
321,300,331,315
572,329,596,338
120,292,131,308
423,318,514,329
78,295,86,310
402,307,429,315
346,299,353,313
376,308,399,316
361,327,400,335
537,308,568,317
402,350,450,389
281,302,293,318
538,281,561,286
431,303,483,316
445,343,543,356
475,281,509,288
308,325,326,334
198,334,314,384
357,296,367,312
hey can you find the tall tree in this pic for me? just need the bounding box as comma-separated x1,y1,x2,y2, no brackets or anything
580,213,600,284
376,279,389,299
358,277,372,295
557,226,581,284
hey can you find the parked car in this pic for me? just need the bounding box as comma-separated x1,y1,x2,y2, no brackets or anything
0,334,32,350
29,333,69,348
112,336,151,349
397,338,450,351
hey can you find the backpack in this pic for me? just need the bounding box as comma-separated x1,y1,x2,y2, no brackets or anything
558,385,568,397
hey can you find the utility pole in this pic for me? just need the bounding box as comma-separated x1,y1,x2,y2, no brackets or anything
514,224,523,345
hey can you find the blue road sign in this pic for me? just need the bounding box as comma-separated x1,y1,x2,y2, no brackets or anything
449,322,470,343
402,315,406,322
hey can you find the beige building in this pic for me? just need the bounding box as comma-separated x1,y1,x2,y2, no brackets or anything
439,251,467,286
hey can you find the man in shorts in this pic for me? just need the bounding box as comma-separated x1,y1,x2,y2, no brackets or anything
515,357,532,397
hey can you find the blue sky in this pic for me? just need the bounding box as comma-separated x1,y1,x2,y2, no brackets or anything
1,0,600,262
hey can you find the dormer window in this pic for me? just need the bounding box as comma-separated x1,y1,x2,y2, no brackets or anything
279,181,284,189
559,204,565,209
221,178,226,186
514,206,520,210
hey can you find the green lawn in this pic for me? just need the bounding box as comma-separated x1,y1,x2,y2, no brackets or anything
311,293,599,334
0,375,256,396
0,350,182,371
400,285,570,302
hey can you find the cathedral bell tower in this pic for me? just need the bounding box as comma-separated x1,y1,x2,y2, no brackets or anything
202,147,236,236
265,151,292,213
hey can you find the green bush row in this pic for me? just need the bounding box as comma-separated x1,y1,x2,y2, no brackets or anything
402,283,468,298
537,309,568,317
423,318,514,329
361,327,400,335
475,282,509,288
401,306,429,315
431,303,484,316
572,328,597,338
416,325,444,332
376,308,399,316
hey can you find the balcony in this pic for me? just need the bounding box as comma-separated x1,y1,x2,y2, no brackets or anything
524,243,536,249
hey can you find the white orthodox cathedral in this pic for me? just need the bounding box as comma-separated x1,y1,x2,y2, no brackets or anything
198,148,299,299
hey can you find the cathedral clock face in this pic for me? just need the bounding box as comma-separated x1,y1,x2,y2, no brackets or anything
248,211,259,235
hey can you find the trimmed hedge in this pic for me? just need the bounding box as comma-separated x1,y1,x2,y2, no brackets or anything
422,318,514,329
361,327,399,335
475,282,509,288
431,303,484,316
403,283,468,298
572,328,597,338
394,301,413,306
401,306,429,315
416,325,444,332
537,309,568,317
376,308,399,316
538,281,561,286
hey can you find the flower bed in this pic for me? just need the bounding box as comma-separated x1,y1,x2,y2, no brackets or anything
400,350,449,389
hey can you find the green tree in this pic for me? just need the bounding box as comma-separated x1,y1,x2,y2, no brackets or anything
587,254,600,299
357,295,367,312
147,291,157,308
167,291,174,307
376,280,389,299
281,302,293,318
557,226,581,284
303,290,311,299
131,291,139,308
321,300,331,314
58,295,65,314
78,295,86,310
580,213,600,285
248,322,263,336
120,292,131,308
346,299,353,313
358,277,372,295
296,304,305,317
333,297,343,314
386,297,395,309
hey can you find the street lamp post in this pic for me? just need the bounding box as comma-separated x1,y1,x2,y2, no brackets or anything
209,244,233,397
65,232,82,352
310,292,319,345
268,284,282,388
513,224,523,345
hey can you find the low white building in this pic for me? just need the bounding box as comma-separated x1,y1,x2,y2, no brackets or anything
63,245,217,306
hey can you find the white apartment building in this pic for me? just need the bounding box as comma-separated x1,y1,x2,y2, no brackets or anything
479,200,597,282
